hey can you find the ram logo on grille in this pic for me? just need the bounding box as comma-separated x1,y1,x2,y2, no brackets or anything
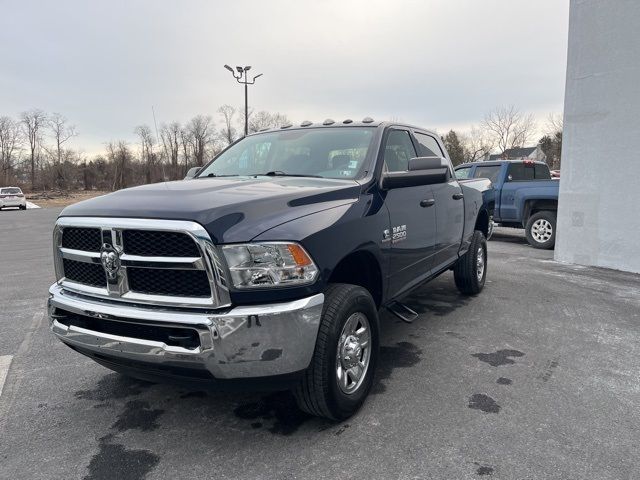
100,243,122,280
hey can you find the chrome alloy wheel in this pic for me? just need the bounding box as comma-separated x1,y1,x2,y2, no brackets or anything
336,312,371,395
531,218,553,243
476,246,485,281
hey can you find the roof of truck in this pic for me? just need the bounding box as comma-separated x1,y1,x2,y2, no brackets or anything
455,159,548,168
248,118,438,137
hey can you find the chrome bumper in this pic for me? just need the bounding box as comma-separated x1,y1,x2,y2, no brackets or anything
48,284,323,379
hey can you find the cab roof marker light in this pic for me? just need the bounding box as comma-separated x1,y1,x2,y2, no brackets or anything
323,119,335,125
280,124,292,129
362,117,374,123
300,120,313,127
343,119,353,124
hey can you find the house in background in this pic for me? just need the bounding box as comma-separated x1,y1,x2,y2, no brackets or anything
485,145,547,163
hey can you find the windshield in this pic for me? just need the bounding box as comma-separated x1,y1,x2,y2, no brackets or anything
198,127,375,180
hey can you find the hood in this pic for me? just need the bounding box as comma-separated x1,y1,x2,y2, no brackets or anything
60,176,361,243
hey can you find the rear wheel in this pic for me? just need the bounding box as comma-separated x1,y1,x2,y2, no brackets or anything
19,205,26,210
453,230,487,295
525,211,556,249
293,283,379,420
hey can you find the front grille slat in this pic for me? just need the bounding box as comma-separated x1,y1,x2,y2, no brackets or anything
127,268,211,297
63,258,106,287
61,227,102,252
122,230,200,257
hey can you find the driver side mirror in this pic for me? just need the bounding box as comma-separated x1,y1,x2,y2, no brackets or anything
184,167,201,180
382,156,449,189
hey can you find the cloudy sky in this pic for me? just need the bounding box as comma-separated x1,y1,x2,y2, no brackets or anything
1,0,569,153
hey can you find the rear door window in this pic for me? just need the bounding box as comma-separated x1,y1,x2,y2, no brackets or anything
534,164,551,179
455,167,471,179
473,165,501,183
508,163,535,181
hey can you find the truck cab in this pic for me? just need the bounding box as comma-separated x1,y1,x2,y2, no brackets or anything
455,160,559,249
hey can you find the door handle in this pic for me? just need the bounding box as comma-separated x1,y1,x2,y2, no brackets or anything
452,192,464,200
420,199,435,208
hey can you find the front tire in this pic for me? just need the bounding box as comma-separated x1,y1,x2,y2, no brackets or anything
454,230,487,295
525,211,556,249
293,283,379,420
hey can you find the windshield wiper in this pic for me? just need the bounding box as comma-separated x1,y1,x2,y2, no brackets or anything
254,171,322,178
201,173,240,178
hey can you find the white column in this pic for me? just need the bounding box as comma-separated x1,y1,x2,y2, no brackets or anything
555,0,640,273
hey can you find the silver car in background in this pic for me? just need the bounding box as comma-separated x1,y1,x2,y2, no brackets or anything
0,187,27,210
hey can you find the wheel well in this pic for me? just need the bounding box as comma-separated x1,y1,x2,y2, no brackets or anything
475,209,490,237
328,251,383,308
524,199,558,224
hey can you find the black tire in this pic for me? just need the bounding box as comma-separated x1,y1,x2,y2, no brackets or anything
453,230,487,295
525,211,556,250
19,205,26,210
293,283,379,421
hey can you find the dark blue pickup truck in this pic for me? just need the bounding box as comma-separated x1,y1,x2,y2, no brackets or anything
48,120,492,420
454,160,560,249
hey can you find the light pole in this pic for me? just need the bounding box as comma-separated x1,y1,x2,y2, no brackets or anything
224,64,263,136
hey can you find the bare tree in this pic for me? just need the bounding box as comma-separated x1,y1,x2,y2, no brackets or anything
134,125,156,184
20,109,47,190
160,122,181,180
218,105,237,146
0,116,23,185
47,113,77,189
106,141,132,191
187,115,214,166
461,126,494,163
248,111,290,133
180,127,194,170
546,112,563,136
482,105,537,156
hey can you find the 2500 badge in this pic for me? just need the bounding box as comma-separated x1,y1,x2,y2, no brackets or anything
383,224,407,244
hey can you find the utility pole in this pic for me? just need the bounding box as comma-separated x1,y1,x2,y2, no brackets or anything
224,65,263,136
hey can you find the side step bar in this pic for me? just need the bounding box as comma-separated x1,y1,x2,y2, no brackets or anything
386,301,418,323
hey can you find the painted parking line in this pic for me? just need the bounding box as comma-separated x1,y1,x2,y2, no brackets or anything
0,355,13,398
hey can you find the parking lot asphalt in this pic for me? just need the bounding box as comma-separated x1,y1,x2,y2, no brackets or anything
1,208,639,480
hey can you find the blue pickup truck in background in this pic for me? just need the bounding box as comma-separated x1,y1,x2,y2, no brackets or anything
455,160,560,249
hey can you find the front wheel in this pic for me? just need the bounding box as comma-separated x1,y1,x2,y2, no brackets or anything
525,211,556,249
293,283,379,420
486,215,495,240
453,230,487,295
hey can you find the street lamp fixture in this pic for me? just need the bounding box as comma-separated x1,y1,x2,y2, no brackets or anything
224,64,263,136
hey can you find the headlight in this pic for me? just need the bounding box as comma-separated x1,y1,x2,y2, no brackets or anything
221,242,319,288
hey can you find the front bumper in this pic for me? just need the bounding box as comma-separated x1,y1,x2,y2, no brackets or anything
48,283,323,381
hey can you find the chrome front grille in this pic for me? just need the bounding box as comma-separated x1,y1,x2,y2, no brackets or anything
53,217,231,308
122,230,200,257
61,227,102,252
62,258,107,287
127,267,211,297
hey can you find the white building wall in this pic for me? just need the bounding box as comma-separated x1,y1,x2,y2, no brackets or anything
555,0,640,273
